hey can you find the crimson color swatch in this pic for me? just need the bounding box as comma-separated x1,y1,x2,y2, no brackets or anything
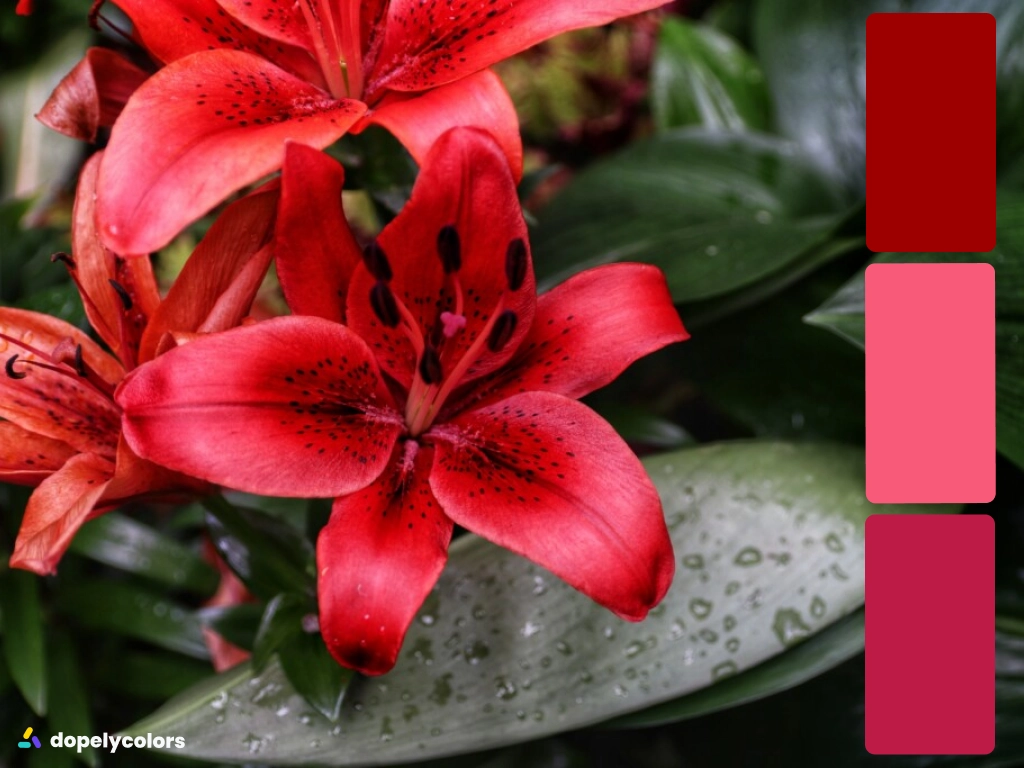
866,263,995,503
866,13,995,252
865,514,994,754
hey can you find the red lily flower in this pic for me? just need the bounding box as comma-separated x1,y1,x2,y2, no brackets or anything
16,0,31,15
0,152,279,575
74,0,668,254
117,128,689,676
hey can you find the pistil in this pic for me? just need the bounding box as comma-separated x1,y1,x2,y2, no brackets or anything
298,0,364,99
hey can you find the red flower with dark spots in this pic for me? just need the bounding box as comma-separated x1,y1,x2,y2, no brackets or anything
0,151,279,575
116,128,688,676
65,0,669,254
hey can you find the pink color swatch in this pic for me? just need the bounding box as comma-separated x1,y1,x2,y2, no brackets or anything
865,514,994,754
866,13,996,252
866,263,995,503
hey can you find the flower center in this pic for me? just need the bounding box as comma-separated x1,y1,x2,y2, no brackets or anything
299,0,364,99
363,228,529,438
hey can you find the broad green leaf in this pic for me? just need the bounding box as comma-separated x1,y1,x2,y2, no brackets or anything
252,594,309,673
277,628,355,722
801,272,867,349
754,0,1024,197
197,604,265,652
609,608,865,728
805,200,1024,468
204,497,314,601
57,581,209,660
91,651,214,701
683,235,865,329
595,404,693,449
680,259,868,442
69,512,219,596
124,442,949,765
0,569,47,715
652,18,771,133
532,129,846,302
46,632,96,767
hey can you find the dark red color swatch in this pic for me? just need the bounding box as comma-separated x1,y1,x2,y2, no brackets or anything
866,13,995,252
866,514,994,755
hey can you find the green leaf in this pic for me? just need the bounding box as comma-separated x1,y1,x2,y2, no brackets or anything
532,129,846,303
277,628,355,722
197,604,264,652
124,442,951,765
91,651,214,701
682,235,865,329
204,496,314,600
681,259,869,442
805,196,1024,467
46,632,96,767
608,608,864,728
68,512,219,596
0,569,47,715
754,0,1024,197
252,594,308,673
250,594,353,719
57,580,209,660
595,404,693,449
652,18,771,133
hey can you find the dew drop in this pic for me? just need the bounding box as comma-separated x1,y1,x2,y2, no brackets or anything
712,660,739,680
734,547,763,567
689,597,713,620
810,595,827,619
772,608,812,647
824,533,845,552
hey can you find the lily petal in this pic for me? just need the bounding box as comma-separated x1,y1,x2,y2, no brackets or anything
116,0,321,82
215,0,314,50
138,181,280,362
371,0,668,94
118,316,403,498
0,308,122,456
461,264,688,409
72,152,161,365
429,391,674,621
97,49,365,254
9,452,115,575
36,47,148,142
348,127,534,389
275,142,361,324
103,434,210,504
0,421,76,486
360,69,523,181
318,443,452,676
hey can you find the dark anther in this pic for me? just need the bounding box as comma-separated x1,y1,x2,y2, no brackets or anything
73,344,85,377
437,225,462,274
505,239,528,291
109,279,133,310
418,345,443,385
5,355,26,380
51,252,76,269
487,310,518,352
369,281,400,327
362,240,393,282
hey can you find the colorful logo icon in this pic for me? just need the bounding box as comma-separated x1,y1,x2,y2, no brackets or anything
18,727,41,749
